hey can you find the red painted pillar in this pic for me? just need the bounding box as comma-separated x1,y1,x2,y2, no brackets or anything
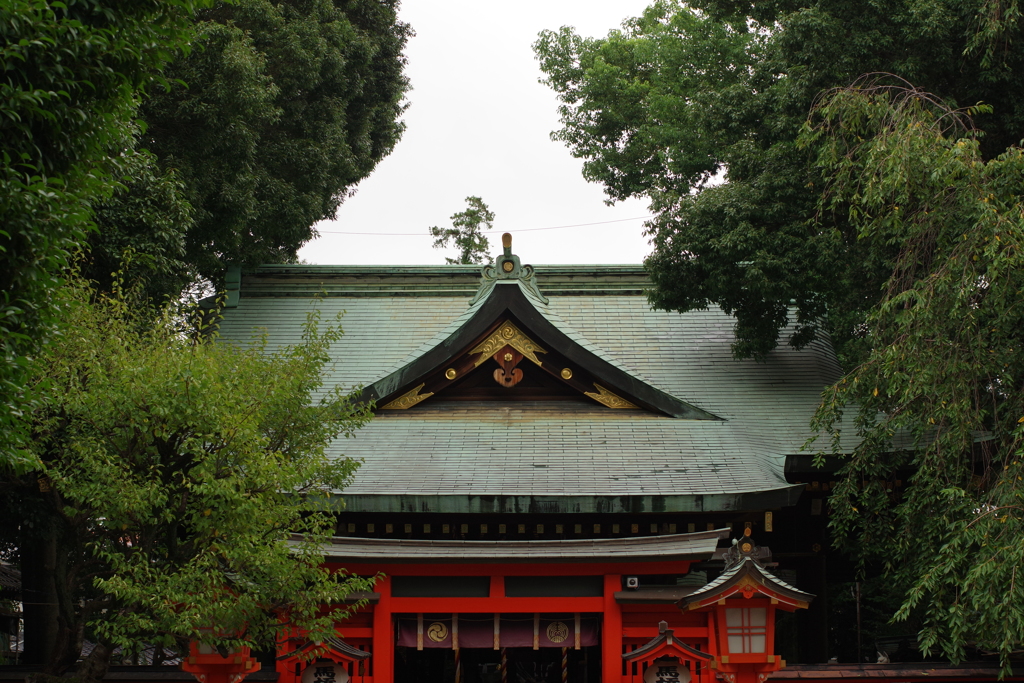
603,574,622,683
373,576,393,683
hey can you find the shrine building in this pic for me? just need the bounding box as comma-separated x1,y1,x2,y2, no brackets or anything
209,235,848,683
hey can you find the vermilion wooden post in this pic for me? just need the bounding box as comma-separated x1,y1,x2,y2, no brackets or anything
373,576,393,683
602,574,622,683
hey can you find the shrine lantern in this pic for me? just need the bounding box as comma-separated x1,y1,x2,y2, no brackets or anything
181,640,261,683
679,533,813,683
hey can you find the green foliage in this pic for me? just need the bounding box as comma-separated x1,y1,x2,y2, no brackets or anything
85,143,196,302
538,0,1024,667
7,277,372,674
0,0,210,472
137,0,412,287
429,196,494,265
1,0,411,470
805,82,1024,672
534,0,1024,362
827,578,921,663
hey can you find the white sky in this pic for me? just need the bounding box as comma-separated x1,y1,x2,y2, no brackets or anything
298,0,655,267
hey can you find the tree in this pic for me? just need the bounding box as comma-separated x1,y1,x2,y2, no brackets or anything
5,278,372,681
0,0,210,473
129,0,412,292
534,0,1024,363
536,0,1024,666
1,0,411,469
804,80,1024,672
429,196,494,264
85,144,197,303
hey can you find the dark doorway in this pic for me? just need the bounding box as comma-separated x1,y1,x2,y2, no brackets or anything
395,646,600,683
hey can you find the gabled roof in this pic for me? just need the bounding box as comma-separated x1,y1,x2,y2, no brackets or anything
624,621,714,663
359,238,718,419
215,245,842,513
277,635,370,663
681,543,814,611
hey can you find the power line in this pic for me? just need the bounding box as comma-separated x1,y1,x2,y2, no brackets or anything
315,215,653,237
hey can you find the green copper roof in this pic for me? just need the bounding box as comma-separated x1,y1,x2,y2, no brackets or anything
307,528,728,564
359,276,718,419
215,251,843,513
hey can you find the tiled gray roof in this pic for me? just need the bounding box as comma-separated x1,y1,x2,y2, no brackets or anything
216,264,846,512
308,529,727,563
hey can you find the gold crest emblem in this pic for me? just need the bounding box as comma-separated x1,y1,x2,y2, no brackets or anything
427,622,449,643
546,621,569,643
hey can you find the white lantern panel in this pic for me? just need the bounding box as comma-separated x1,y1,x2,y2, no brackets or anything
301,660,350,683
724,607,768,653
643,657,692,683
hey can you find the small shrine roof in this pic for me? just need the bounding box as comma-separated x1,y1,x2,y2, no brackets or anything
278,634,370,662
215,245,846,513
624,621,713,663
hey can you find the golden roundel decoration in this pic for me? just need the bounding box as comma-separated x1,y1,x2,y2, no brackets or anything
740,542,753,553
546,621,569,644
500,324,516,339
445,368,457,380
560,368,573,380
502,261,514,272
427,622,449,643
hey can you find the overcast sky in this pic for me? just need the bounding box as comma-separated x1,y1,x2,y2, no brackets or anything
297,0,655,267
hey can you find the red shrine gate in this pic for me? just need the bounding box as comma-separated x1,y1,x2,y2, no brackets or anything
251,530,809,683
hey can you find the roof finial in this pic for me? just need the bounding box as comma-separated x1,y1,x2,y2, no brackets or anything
468,233,549,306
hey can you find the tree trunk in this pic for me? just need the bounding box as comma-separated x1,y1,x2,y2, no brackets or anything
20,487,88,675
20,514,58,667
26,642,112,683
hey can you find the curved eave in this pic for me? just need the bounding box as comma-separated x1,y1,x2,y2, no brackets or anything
306,528,727,564
359,281,719,420
624,633,713,662
681,557,814,610
278,635,371,662
334,486,804,515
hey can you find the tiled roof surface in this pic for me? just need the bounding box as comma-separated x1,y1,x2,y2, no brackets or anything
310,529,727,563
216,264,847,511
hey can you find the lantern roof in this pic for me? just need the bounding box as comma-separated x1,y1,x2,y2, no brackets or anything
680,538,814,611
